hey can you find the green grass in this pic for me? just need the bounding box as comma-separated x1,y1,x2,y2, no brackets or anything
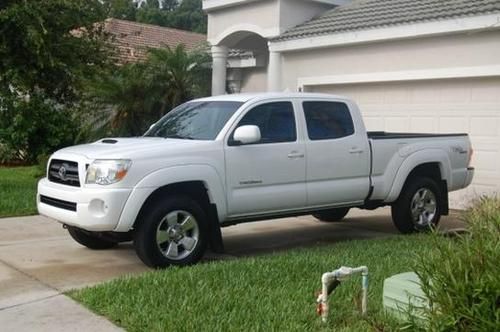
70,235,440,332
0,166,41,217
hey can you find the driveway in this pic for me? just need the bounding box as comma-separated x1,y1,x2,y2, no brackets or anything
0,208,464,330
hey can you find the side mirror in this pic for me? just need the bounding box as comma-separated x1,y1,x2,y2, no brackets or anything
233,125,261,145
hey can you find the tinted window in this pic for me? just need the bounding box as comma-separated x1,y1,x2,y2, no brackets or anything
303,101,354,140
144,101,243,140
234,102,296,144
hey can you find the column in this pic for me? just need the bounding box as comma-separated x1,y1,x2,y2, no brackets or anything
211,45,228,96
267,50,282,92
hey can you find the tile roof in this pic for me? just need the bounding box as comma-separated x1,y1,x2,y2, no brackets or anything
273,0,500,42
104,18,206,63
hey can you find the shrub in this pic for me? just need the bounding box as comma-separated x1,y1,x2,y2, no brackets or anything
413,197,500,331
0,94,82,164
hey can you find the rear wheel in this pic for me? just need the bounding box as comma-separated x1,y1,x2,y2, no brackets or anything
313,208,350,222
134,196,208,268
391,176,442,234
67,227,118,250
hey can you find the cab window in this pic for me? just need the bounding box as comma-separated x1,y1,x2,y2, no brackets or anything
303,101,354,140
233,102,296,144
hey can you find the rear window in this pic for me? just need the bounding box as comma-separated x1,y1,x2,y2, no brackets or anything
303,101,354,140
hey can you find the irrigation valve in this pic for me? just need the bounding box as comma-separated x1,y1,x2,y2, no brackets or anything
315,266,369,323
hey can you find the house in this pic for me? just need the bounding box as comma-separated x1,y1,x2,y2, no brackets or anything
203,0,500,207
104,18,207,63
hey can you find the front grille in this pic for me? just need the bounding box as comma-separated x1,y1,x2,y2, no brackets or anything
48,159,80,187
40,195,77,212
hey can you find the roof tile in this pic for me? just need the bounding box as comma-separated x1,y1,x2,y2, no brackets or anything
104,19,206,62
273,0,500,42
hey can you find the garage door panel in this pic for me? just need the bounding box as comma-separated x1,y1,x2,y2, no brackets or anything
363,116,384,130
310,78,500,208
470,117,499,136
439,117,468,133
410,117,436,132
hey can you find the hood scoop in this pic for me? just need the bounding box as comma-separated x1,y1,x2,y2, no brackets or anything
101,139,118,144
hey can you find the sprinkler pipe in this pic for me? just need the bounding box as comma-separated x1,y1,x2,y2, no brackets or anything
316,266,369,322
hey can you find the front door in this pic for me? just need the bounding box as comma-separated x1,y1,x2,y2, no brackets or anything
224,101,306,217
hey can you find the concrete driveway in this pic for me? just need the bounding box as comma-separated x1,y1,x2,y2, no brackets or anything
0,208,464,331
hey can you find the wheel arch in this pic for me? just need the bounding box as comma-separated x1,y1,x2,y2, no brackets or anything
386,150,451,214
114,165,227,233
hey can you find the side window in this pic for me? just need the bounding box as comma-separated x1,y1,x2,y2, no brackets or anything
234,102,296,144
303,101,355,140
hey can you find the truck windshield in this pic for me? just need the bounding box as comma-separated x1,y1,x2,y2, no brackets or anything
144,101,243,140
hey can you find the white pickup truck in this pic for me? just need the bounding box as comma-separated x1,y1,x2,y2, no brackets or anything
37,93,474,267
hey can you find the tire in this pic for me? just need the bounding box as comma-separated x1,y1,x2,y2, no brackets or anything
67,226,118,250
313,208,350,222
391,176,442,234
133,195,208,268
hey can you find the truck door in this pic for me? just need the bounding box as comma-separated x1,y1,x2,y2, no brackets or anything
301,100,370,207
224,101,307,216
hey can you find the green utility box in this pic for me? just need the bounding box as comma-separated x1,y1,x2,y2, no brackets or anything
383,272,429,321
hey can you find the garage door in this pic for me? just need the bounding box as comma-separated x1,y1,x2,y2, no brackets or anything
309,77,500,208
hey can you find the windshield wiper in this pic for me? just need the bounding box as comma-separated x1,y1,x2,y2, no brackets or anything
164,134,195,140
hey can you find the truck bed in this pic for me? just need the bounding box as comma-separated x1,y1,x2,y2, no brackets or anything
367,131,471,202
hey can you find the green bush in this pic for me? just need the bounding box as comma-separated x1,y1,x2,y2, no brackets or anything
0,94,82,164
414,197,500,331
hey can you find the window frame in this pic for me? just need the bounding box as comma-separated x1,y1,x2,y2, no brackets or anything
227,100,298,146
302,100,356,141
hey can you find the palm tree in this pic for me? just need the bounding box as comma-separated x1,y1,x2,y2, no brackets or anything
84,44,211,138
146,45,211,118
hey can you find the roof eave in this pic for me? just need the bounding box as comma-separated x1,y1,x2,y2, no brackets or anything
269,13,500,52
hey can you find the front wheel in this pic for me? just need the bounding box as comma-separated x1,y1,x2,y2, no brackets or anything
134,196,208,268
391,176,442,234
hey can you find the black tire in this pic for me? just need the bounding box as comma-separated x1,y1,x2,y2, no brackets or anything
313,208,350,222
133,195,208,268
391,176,442,234
67,227,118,250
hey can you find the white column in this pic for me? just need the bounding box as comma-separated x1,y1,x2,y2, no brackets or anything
211,45,228,96
267,50,282,92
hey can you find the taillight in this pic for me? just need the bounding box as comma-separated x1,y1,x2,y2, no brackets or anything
468,146,474,167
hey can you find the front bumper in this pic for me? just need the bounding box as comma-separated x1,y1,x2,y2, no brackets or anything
37,178,132,231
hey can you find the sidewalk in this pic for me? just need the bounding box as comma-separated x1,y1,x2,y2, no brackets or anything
0,215,125,331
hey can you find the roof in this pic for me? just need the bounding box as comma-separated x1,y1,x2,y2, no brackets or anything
104,19,206,63
274,0,500,42
194,92,350,103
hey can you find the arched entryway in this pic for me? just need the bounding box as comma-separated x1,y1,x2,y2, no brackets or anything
211,29,281,95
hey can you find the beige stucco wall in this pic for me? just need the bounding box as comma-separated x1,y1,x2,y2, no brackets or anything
279,30,500,91
207,0,331,45
207,0,280,43
240,66,268,92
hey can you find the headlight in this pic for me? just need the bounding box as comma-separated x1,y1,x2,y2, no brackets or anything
85,159,132,185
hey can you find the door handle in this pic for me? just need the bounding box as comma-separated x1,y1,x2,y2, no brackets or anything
287,151,305,159
349,147,364,154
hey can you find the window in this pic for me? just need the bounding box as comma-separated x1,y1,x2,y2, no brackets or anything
144,101,243,140
303,101,354,140
233,102,296,144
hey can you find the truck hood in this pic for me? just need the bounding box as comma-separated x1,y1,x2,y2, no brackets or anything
55,137,202,160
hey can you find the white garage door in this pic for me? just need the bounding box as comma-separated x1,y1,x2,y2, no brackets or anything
310,78,500,208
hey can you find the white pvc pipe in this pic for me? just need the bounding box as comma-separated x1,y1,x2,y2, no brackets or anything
317,266,369,322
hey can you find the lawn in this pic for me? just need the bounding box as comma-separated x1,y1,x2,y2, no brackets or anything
71,235,439,332
0,166,41,218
